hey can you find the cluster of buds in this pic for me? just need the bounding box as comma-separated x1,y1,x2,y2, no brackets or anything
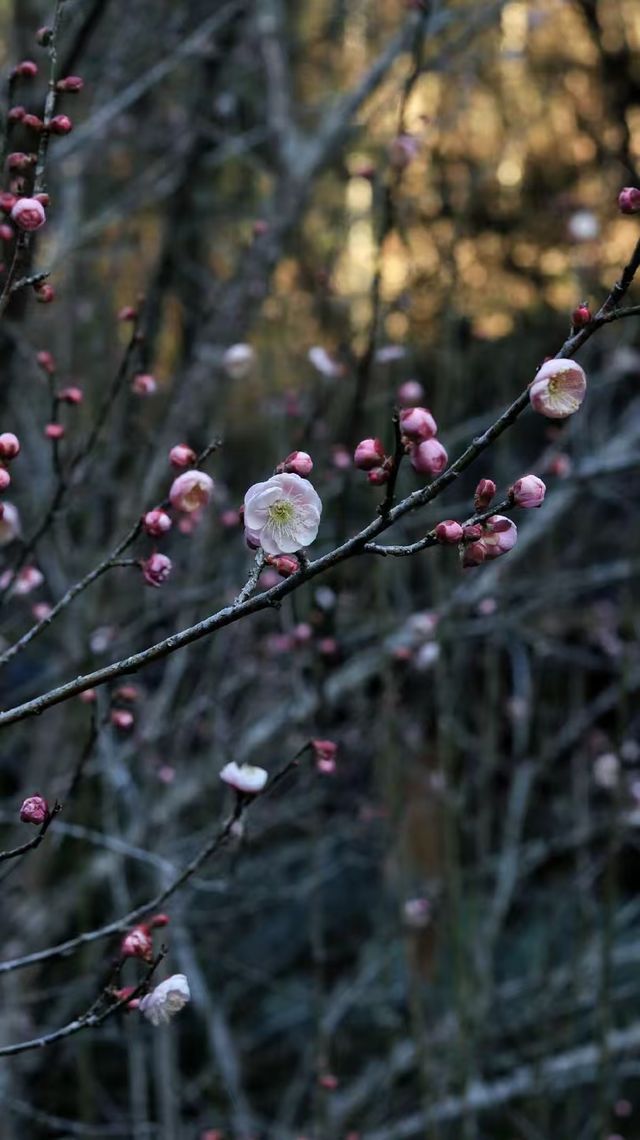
353,437,391,484
461,515,518,568
0,431,20,493
398,406,448,477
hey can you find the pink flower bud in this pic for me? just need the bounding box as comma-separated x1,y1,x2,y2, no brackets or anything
474,478,496,510
36,350,55,373
529,358,587,418
141,552,172,587
7,106,25,123
32,601,52,621
112,986,139,1010
111,708,134,730
56,75,84,93
20,795,49,825
169,443,196,469
170,470,214,513
11,196,45,231
397,379,424,405
118,305,137,321
34,283,55,303
271,554,299,577
354,438,385,470
114,684,141,702
14,60,38,78
482,515,518,558
399,406,437,442
318,1073,339,1091
0,468,11,491
435,520,463,544
312,740,337,763
0,432,20,460
0,193,16,213
410,438,448,476
618,187,640,215
22,114,43,132
10,565,43,596
0,223,13,242
7,153,33,171
367,465,390,485
220,508,240,528
120,925,153,962
78,688,96,703
510,474,546,508
57,386,83,404
44,423,64,440
148,912,170,929
279,450,314,477
332,444,352,470
143,509,172,537
132,373,157,396
461,540,487,567
48,114,73,135
571,302,591,328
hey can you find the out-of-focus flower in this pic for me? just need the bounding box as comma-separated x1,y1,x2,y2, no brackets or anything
510,474,546,508
593,752,620,790
223,343,255,379
397,379,424,404
219,762,268,795
567,209,599,241
375,345,406,364
403,897,431,929
0,502,20,545
307,346,343,377
243,472,321,555
139,974,191,1026
170,470,214,513
132,373,157,396
141,553,172,587
529,359,586,418
388,132,419,169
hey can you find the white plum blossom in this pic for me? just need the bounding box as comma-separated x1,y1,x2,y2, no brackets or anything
223,343,255,379
139,974,191,1026
220,761,268,795
529,359,587,419
243,472,322,555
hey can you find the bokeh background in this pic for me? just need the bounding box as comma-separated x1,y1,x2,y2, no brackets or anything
1,0,640,1137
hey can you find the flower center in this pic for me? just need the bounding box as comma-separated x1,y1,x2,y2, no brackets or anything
268,499,296,527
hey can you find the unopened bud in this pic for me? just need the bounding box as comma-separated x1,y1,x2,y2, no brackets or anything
474,478,496,510
44,423,64,440
56,75,84,93
0,468,10,491
435,520,463,544
354,438,385,470
0,193,17,212
410,438,448,476
34,283,55,303
57,386,83,405
48,114,73,135
509,474,546,508
14,60,38,79
169,443,196,468
367,465,390,485
618,187,640,215
0,433,20,460
111,708,134,730
120,925,153,962
132,373,157,396
7,106,25,123
278,450,313,477
271,554,299,577
399,406,437,442
0,224,13,242
22,114,44,132
118,305,137,321
571,301,591,328
143,509,172,537
11,196,46,231
141,552,172,587
36,350,55,373
397,379,424,405
20,795,49,825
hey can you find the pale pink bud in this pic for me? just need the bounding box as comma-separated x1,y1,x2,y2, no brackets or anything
219,761,268,795
0,432,20,460
482,515,518,558
170,470,214,513
32,602,52,621
399,406,437,442
143,509,172,537
141,552,172,587
332,445,352,470
13,565,44,595
169,443,196,469
410,438,448,476
397,379,424,405
7,106,25,123
317,757,336,774
57,386,83,404
0,223,13,241
132,373,157,396
120,925,153,962
11,196,45,231
510,474,546,508
44,423,64,440
435,519,463,544
220,508,240,528
354,438,385,470
279,450,313,477
0,193,17,212
618,187,640,215
529,359,587,418
14,60,38,78
20,795,49,825
367,465,390,485
78,688,96,703
0,468,9,491
474,478,496,510
111,708,134,730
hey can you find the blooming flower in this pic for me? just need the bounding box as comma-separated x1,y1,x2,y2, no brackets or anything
139,974,191,1026
219,761,268,794
529,359,587,419
170,470,214,513
243,472,322,555
141,553,172,587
